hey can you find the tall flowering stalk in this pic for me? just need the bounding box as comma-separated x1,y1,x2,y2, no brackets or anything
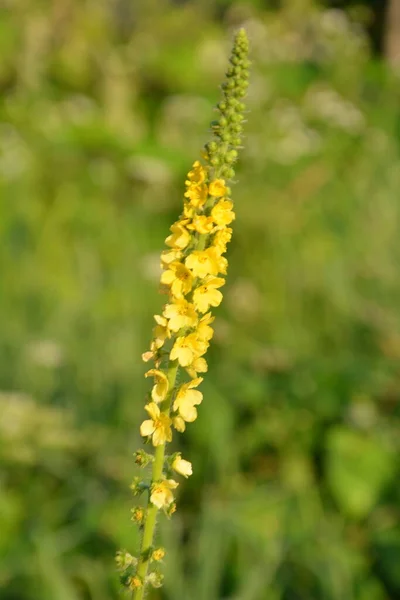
116,29,250,598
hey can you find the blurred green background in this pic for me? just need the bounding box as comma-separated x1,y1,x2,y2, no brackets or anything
1,1,400,599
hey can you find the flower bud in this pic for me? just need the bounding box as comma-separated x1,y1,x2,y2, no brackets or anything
172,453,193,478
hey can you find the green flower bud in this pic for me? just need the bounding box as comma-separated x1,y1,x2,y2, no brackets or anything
206,141,218,153
226,150,238,163
134,449,154,467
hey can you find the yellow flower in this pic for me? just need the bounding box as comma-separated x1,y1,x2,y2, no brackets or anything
160,262,194,298
142,350,155,362
196,312,215,341
184,183,208,207
165,222,191,249
152,315,171,349
150,479,179,509
183,202,196,219
193,276,225,313
145,369,169,403
170,334,208,366
185,248,220,278
211,199,235,226
214,249,228,275
186,356,208,379
172,454,193,478
186,160,207,184
187,215,215,234
151,547,165,561
173,378,203,422
140,403,172,446
209,178,228,197
163,299,198,332
128,576,143,590
213,227,232,254
131,507,145,525
161,249,183,267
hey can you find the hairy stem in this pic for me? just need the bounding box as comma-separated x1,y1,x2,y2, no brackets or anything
132,359,179,599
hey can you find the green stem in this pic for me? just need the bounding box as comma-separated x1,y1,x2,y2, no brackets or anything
132,360,179,600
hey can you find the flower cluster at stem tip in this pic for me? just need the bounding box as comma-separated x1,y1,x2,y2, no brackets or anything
117,28,249,596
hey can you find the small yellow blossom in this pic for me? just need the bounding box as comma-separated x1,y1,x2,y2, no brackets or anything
186,356,208,378
170,334,208,366
213,227,232,254
160,262,194,297
150,479,179,509
152,547,165,561
172,454,193,478
128,576,143,590
161,249,183,267
209,178,228,197
142,350,155,362
211,199,235,226
214,249,228,275
185,248,220,278
187,215,215,234
183,202,196,219
184,182,208,207
193,277,225,313
186,160,207,184
152,315,171,349
163,299,198,332
173,378,203,422
140,403,172,446
131,506,145,525
165,222,191,249
196,312,215,341
145,369,169,403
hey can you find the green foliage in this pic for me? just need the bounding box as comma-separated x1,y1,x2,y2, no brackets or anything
1,1,400,599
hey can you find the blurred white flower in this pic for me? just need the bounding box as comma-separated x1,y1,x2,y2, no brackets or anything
26,339,64,368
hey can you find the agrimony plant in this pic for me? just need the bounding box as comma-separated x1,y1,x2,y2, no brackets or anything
116,29,250,598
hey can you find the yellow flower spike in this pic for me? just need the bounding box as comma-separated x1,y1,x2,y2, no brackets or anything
163,299,198,332
123,29,249,600
209,178,228,197
140,403,172,446
173,378,203,422
145,369,169,403
211,199,236,226
172,454,193,478
193,276,225,313
165,222,191,249
160,262,194,298
150,479,179,509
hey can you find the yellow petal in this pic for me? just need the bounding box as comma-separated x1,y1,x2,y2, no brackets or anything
140,419,156,437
